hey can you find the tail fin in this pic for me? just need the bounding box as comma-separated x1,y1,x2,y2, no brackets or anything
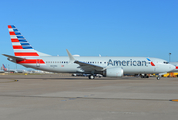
8,25,50,57
2,64,7,71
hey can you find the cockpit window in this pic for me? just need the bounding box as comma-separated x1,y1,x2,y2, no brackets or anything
163,61,169,64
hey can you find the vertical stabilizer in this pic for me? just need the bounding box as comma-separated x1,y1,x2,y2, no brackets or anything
2,64,7,71
8,25,50,57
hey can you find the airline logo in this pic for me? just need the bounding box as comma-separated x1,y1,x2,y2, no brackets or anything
8,25,45,65
2,64,7,71
146,58,155,66
8,25,39,57
107,58,155,66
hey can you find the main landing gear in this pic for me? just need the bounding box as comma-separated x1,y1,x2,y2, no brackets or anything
140,74,149,78
88,75,95,79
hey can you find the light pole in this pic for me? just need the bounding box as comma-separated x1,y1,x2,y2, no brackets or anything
169,53,171,63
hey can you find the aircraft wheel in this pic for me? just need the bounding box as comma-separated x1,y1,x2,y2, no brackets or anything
89,75,95,79
157,76,160,80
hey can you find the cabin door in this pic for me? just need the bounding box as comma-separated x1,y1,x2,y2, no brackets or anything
36,59,40,67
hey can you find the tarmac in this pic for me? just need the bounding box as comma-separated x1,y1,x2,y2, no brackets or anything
0,74,178,120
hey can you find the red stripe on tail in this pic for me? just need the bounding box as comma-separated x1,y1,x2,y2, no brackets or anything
14,52,39,56
8,25,12,28
9,32,16,35
13,46,23,49
11,39,19,42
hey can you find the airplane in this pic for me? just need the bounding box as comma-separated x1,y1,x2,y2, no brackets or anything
0,71,4,73
0,66,4,73
2,25,177,80
2,64,26,73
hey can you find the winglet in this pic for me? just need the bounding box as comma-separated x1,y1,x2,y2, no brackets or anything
66,49,75,62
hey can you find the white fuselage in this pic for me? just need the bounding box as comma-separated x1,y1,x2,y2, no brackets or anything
20,56,174,74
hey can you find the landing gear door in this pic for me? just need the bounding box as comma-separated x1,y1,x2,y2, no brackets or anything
36,59,40,67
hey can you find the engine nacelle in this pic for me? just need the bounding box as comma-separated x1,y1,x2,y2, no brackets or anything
103,67,124,77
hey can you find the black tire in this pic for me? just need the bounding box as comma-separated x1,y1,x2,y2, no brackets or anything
157,76,160,80
88,75,95,79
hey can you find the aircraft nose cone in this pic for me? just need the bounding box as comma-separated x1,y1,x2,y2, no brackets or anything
170,64,176,70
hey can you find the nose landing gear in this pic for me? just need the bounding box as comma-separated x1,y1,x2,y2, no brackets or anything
156,75,161,80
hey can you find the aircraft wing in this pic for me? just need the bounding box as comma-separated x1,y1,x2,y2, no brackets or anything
2,54,25,60
74,60,104,72
66,49,104,72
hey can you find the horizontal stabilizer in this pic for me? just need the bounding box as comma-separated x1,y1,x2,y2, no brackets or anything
37,51,51,56
2,54,25,60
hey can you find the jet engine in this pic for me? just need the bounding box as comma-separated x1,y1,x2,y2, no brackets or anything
103,67,124,77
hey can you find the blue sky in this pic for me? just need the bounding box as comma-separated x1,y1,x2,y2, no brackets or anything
0,0,178,70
